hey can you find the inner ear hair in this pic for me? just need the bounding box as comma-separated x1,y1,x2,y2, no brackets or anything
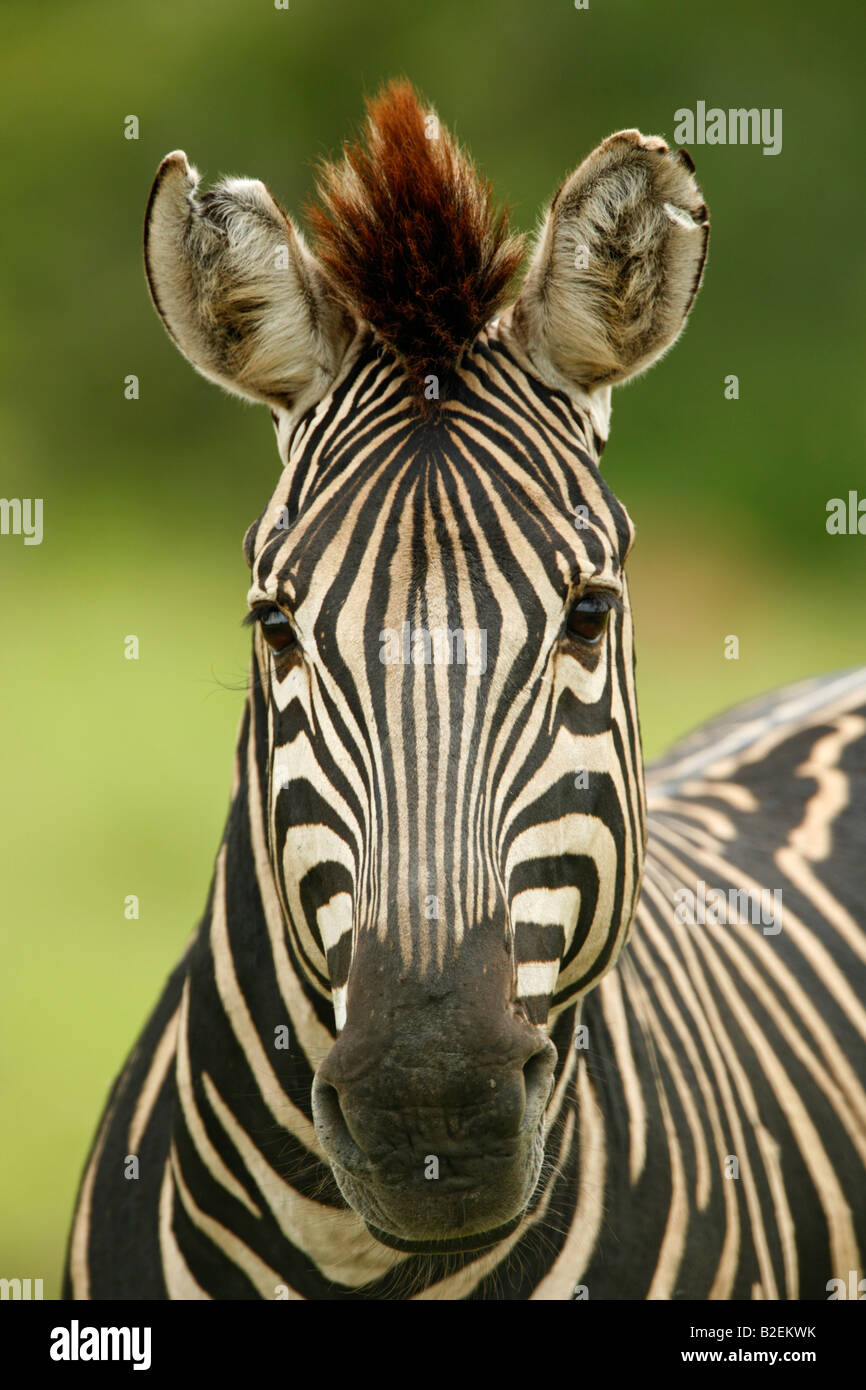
512,130,708,391
144,151,354,412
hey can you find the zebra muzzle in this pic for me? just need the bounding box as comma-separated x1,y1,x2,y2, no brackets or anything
311,1001,557,1245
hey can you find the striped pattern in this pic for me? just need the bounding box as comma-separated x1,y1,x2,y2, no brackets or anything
63,327,866,1299
582,668,866,1299
248,323,642,1030
62,95,865,1296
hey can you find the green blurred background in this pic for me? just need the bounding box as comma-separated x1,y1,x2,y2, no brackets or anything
1,0,863,1296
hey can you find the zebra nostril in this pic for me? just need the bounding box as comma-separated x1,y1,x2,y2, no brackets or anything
311,1076,368,1171
522,1043,557,1118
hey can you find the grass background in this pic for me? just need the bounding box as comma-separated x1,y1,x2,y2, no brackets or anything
1,0,863,1295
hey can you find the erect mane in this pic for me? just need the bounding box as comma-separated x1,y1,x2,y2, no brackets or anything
307,80,525,409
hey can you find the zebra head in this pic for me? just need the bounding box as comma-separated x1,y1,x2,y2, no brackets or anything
144,83,707,1254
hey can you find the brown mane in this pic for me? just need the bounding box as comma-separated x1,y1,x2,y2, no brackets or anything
307,80,525,409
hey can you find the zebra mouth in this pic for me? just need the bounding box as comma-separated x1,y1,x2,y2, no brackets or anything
364,1214,523,1255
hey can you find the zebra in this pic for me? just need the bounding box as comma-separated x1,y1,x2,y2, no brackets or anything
64,81,866,1301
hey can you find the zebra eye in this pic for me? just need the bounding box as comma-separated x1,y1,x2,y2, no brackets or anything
566,593,612,645
251,604,296,654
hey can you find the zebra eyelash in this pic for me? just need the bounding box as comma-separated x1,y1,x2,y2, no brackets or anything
242,603,289,628
570,589,624,615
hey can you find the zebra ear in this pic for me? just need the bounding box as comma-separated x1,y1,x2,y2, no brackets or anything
511,131,708,391
144,152,354,411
